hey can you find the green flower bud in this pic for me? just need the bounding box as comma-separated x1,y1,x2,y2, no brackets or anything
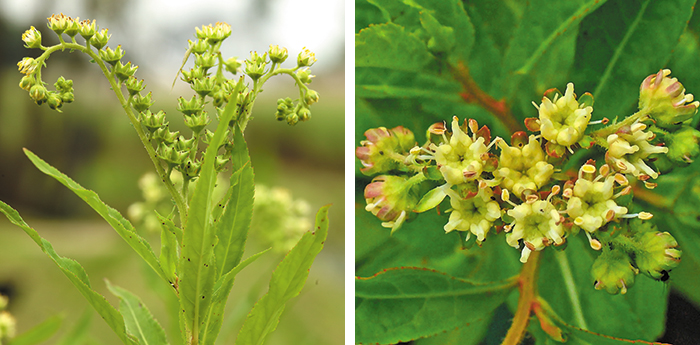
245,51,268,80
22,26,42,49
591,247,637,295
61,91,74,103
304,90,319,105
194,52,217,70
54,76,73,93
639,69,699,130
176,96,204,116
664,126,700,165
125,77,145,96
17,57,38,75
152,128,179,144
19,75,35,91
64,18,80,37
140,110,168,133
195,22,231,45
297,107,311,122
223,57,241,74
356,126,416,175
275,97,294,121
297,47,316,67
364,174,423,233
132,92,154,112
286,113,299,125
157,142,187,166
29,84,48,104
184,111,211,134
47,13,70,35
191,77,215,97
180,158,201,179
91,28,110,50
47,92,63,111
296,68,314,84
215,155,229,172
188,39,209,55
78,19,97,41
181,67,206,84
174,135,197,152
268,44,288,63
633,231,681,281
114,61,138,82
100,45,125,66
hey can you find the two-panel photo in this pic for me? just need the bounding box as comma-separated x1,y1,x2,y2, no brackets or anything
0,0,699,344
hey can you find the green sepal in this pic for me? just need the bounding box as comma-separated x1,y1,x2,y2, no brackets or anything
414,185,447,213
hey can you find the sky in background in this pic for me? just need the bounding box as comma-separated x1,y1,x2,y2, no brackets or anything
0,0,344,87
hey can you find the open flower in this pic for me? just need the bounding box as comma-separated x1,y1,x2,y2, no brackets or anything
495,132,553,199
606,122,668,179
532,83,593,149
443,184,502,244
639,69,699,129
432,116,494,185
505,198,565,263
565,163,628,233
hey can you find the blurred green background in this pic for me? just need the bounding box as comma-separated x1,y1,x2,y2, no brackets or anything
0,0,344,344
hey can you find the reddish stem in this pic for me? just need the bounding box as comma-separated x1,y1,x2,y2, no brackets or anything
450,62,523,133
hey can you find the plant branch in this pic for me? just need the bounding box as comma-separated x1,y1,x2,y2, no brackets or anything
501,250,541,345
450,61,523,134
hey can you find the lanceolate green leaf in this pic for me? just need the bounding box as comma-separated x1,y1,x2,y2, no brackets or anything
200,248,270,345
214,127,255,280
157,213,180,286
0,201,137,345
22,148,170,287
107,280,170,345
355,267,516,345
236,205,331,345
572,0,696,120
179,97,238,340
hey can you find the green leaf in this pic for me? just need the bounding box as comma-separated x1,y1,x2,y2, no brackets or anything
157,213,179,287
107,280,170,345
236,205,331,345
356,22,432,71
571,0,695,120
0,201,137,345
537,235,668,341
22,148,170,287
214,127,255,280
55,311,92,345
411,315,492,345
179,96,238,340
355,267,516,344
199,248,270,345
7,315,63,345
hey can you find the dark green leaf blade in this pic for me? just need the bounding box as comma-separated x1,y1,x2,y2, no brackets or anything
236,205,331,345
356,22,432,71
571,0,695,120
537,234,668,342
355,267,516,344
0,201,137,345
179,96,238,340
200,248,270,345
22,148,170,286
214,127,255,280
107,280,170,345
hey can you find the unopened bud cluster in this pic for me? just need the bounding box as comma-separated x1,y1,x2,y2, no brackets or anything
356,71,697,293
17,16,322,184
251,185,313,253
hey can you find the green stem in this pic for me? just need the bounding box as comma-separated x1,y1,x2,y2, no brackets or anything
37,42,188,226
554,250,588,329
